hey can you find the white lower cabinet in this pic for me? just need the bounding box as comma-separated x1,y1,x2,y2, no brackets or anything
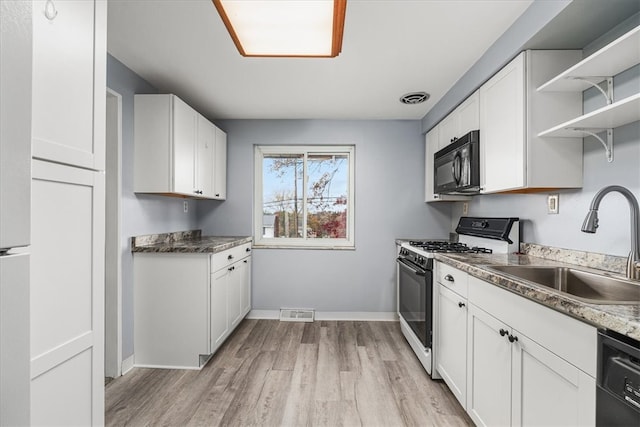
467,303,596,427
436,284,468,408
210,250,251,353
134,243,251,369
466,305,514,427
435,263,597,426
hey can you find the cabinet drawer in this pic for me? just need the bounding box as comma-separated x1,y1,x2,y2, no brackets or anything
437,262,469,297
211,243,251,272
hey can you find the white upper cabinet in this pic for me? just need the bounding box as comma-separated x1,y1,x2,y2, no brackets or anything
32,0,104,171
479,50,583,193
537,25,640,163
134,94,227,199
438,90,480,150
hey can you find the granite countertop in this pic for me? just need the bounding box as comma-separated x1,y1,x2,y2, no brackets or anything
433,252,640,341
132,230,252,254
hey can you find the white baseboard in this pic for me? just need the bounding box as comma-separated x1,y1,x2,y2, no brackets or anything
121,354,135,375
247,309,397,322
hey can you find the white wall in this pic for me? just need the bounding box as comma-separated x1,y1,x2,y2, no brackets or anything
198,120,451,313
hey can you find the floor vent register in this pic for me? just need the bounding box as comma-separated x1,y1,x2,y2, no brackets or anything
279,308,315,322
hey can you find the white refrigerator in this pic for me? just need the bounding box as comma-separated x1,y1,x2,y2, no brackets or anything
0,1,33,425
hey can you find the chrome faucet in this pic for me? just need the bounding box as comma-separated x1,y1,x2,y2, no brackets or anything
582,185,640,280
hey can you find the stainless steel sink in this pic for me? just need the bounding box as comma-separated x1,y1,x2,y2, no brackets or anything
486,265,640,305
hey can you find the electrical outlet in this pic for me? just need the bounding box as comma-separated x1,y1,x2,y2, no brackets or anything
547,194,559,214
462,202,469,216
183,201,188,213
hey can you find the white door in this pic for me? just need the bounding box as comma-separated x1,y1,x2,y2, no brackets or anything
30,160,105,426
210,268,229,352
172,96,198,196
466,304,512,427
228,262,242,328
511,331,596,426
436,284,468,408
214,127,227,200
480,52,525,193
240,256,252,316
197,116,215,198
31,0,104,170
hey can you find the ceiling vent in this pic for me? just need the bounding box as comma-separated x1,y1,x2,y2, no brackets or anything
400,92,430,105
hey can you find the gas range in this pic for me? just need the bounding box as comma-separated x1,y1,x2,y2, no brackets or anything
397,216,520,378
401,217,520,258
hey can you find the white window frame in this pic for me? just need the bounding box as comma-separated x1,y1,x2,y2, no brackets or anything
254,145,355,249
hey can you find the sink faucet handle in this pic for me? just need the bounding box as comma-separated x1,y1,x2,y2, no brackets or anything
627,252,640,281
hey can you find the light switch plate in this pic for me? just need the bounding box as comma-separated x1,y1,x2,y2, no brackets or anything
462,202,469,216
547,194,559,214
183,201,189,213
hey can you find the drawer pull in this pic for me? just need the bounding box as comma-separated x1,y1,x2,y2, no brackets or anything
444,274,454,282
458,302,466,308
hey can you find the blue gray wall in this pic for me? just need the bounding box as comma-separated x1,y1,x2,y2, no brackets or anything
197,120,451,314
447,16,640,258
107,55,199,360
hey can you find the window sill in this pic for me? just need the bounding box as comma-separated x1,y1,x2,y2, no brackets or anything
253,243,356,250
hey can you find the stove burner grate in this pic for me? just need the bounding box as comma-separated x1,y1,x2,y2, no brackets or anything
409,240,493,254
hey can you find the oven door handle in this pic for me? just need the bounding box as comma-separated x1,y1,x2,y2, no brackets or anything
397,258,426,277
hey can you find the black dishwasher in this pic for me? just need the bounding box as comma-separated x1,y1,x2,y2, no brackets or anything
597,330,640,426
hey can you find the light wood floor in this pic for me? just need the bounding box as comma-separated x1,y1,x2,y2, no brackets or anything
105,319,472,426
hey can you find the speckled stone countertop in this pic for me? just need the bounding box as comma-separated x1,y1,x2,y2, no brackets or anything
434,252,640,341
132,230,252,254
396,239,639,341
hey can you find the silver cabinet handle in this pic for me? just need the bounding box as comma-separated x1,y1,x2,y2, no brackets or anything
444,274,454,282
44,0,58,20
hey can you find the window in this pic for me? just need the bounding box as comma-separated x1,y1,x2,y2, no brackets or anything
254,145,354,248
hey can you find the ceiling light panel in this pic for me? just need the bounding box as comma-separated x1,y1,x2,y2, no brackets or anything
213,0,345,57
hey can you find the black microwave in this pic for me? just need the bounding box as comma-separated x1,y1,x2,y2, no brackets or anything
433,130,480,194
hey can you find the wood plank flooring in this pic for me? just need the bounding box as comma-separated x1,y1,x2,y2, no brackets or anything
105,319,472,426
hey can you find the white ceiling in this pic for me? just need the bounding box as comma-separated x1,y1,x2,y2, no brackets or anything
107,0,533,121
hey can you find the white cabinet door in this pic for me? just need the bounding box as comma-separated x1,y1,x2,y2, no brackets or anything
437,90,480,150
480,52,525,193
457,90,480,137
32,0,104,171
436,284,468,408
214,127,227,200
466,304,511,427
172,96,198,196
228,263,242,328
30,160,104,426
511,331,596,427
240,256,252,316
197,115,215,198
210,268,229,352
438,113,459,150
